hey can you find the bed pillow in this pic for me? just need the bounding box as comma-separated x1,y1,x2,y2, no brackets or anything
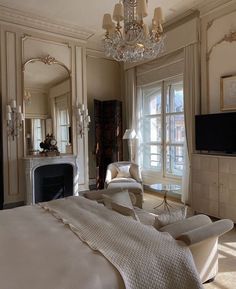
102,190,139,221
154,206,187,229
116,165,131,178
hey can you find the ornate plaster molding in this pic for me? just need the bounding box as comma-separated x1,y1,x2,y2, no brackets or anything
207,31,236,61
206,19,214,30
0,5,94,41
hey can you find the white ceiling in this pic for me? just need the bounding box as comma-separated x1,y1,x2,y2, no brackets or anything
0,0,229,49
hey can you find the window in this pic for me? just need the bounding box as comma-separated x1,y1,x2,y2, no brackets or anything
141,76,184,178
33,119,44,151
55,95,70,153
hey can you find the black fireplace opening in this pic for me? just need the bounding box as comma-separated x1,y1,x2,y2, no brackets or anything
34,164,73,203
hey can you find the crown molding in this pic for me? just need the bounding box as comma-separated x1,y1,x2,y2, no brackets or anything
0,5,94,41
197,0,233,16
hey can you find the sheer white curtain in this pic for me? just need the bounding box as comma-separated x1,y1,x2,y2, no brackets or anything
124,68,137,162
182,43,200,204
124,68,136,128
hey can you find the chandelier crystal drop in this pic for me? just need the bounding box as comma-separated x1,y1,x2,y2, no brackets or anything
102,0,165,62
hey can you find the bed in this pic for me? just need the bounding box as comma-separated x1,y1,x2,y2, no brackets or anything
0,196,203,289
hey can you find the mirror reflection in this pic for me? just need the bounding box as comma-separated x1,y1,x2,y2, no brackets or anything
23,55,72,156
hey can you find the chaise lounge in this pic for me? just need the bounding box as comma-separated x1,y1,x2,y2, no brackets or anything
84,189,234,284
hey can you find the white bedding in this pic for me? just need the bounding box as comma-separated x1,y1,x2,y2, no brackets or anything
0,196,203,289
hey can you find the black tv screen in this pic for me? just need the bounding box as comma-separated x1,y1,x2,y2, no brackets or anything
195,112,236,153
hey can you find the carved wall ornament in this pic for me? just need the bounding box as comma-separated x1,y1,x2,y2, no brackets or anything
23,55,71,74
207,31,236,61
41,55,56,65
206,19,214,30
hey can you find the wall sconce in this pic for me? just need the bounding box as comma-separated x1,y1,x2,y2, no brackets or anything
75,104,91,138
24,89,32,105
6,100,24,140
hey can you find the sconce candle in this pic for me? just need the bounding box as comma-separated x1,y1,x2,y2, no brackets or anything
6,100,24,140
75,103,91,138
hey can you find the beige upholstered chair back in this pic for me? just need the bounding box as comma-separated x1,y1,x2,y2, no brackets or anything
105,161,142,186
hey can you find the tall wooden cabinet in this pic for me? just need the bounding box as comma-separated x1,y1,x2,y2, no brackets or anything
192,154,236,222
94,99,123,189
0,101,3,209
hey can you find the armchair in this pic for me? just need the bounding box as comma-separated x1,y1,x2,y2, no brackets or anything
105,161,143,208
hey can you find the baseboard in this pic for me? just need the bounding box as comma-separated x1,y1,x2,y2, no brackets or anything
3,201,25,209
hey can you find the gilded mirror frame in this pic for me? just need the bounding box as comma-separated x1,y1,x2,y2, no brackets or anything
22,55,73,156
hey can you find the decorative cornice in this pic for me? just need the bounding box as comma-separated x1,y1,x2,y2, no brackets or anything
0,5,94,41
198,0,233,16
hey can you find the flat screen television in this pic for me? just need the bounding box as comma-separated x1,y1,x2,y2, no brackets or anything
195,112,236,153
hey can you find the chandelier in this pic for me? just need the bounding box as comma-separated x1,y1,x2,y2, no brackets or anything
102,0,165,62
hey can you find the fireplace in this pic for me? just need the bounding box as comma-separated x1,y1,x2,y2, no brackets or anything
23,155,79,204
34,164,73,203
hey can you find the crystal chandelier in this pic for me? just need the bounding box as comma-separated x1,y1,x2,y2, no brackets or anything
102,0,165,62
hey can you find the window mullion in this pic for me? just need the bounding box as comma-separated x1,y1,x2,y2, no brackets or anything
162,81,166,178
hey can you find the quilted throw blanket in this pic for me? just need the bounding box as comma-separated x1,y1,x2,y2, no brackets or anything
40,196,203,289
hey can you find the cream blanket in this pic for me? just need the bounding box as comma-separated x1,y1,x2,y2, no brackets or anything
40,196,203,289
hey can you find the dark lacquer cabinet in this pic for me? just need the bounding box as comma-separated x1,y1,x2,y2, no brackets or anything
94,99,123,189
0,100,3,209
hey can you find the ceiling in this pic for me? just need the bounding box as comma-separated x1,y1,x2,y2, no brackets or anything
0,0,229,50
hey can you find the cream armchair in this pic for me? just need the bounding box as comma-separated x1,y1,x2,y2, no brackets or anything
105,161,143,208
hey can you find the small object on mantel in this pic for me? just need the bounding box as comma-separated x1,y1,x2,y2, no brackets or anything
40,134,60,157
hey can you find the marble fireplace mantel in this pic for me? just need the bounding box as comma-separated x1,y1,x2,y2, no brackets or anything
23,154,79,205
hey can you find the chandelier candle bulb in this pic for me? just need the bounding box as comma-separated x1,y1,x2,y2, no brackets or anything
102,13,113,30
18,105,21,113
113,3,124,22
81,104,85,111
154,7,163,23
87,116,91,123
108,22,116,34
137,0,148,18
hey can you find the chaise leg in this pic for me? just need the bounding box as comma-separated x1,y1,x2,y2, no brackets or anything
203,277,215,284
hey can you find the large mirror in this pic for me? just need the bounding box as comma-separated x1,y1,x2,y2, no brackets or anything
23,55,72,156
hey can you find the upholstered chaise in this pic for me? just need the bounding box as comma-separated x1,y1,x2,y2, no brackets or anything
105,161,143,208
84,189,234,284
147,213,233,283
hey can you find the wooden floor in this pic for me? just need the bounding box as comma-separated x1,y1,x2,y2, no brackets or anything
143,191,236,289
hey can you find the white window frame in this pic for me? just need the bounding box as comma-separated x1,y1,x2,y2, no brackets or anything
141,75,184,180
55,95,70,153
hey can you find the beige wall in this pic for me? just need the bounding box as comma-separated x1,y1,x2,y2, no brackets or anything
86,55,123,181
0,24,87,205
201,2,236,113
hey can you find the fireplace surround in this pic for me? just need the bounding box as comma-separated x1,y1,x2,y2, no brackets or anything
23,155,79,204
